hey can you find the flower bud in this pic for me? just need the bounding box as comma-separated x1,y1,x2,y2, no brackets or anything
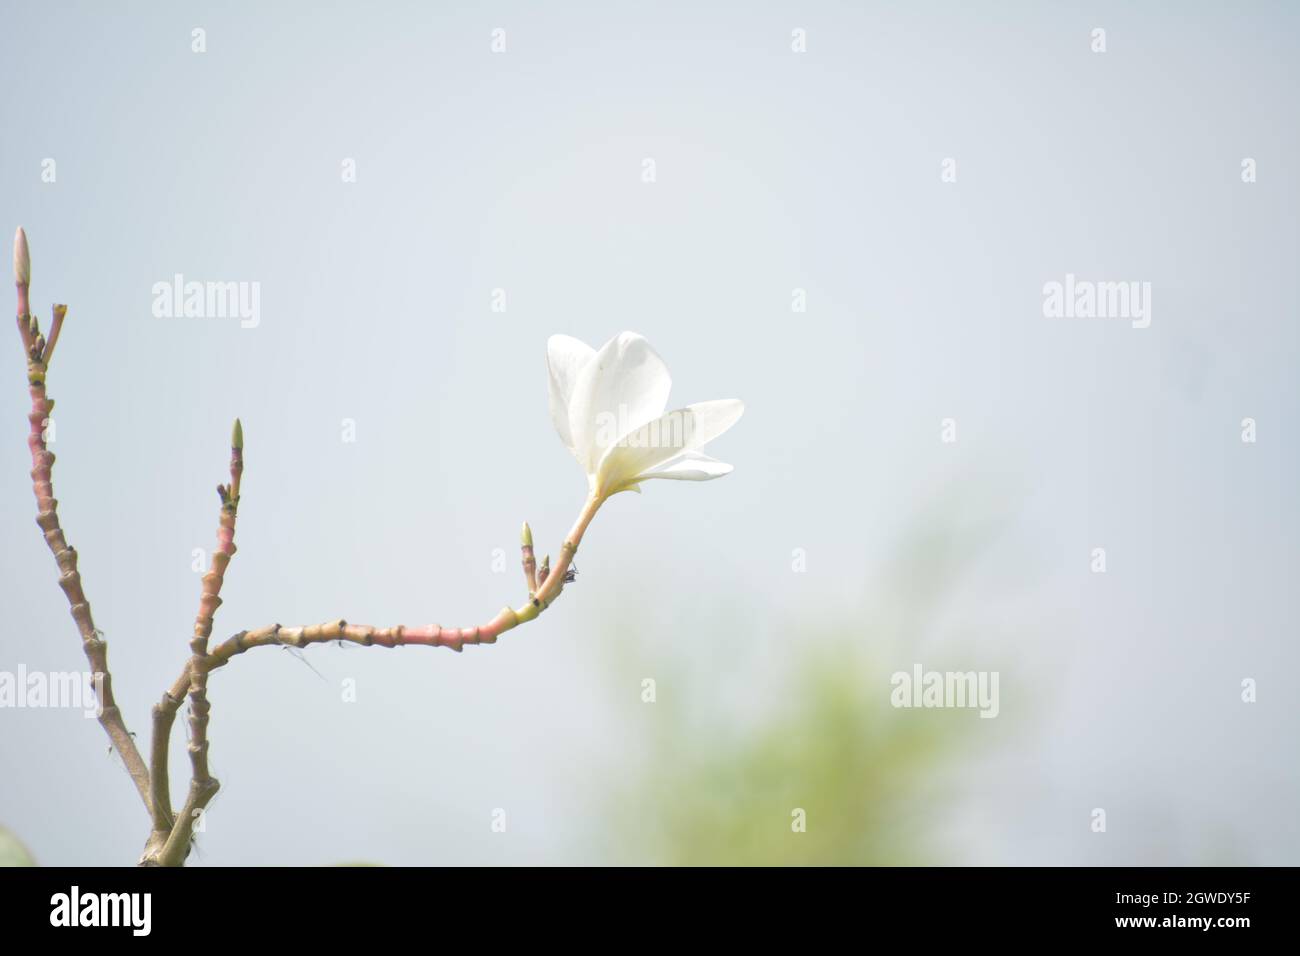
13,227,30,287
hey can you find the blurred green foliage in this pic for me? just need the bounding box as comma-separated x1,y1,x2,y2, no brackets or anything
597,494,1022,865
605,646,969,865
0,826,36,866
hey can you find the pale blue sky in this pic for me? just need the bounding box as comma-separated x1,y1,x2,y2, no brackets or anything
1,1,1296,864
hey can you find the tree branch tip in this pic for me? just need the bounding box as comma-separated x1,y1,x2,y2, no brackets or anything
13,226,30,287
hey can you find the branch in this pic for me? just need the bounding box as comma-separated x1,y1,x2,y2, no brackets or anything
140,493,600,862
11,228,152,815
191,497,600,678
144,444,600,865
152,420,243,866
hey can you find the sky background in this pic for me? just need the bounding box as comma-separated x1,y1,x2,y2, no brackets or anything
1,0,1297,865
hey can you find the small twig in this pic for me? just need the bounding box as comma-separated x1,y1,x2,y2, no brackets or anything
41,303,66,366
143,668,186,860
11,228,152,816
153,419,244,866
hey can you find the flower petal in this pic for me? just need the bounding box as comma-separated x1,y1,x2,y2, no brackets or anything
568,332,671,475
681,398,744,451
594,399,743,495
546,334,596,456
640,450,734,481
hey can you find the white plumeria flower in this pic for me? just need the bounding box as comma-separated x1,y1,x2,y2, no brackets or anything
547,332,744,499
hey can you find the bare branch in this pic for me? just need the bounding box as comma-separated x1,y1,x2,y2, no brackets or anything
11,228,152,817
152,420,244,865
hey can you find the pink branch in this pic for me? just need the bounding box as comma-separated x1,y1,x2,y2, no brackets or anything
11,227,152,816
150,421,243,865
